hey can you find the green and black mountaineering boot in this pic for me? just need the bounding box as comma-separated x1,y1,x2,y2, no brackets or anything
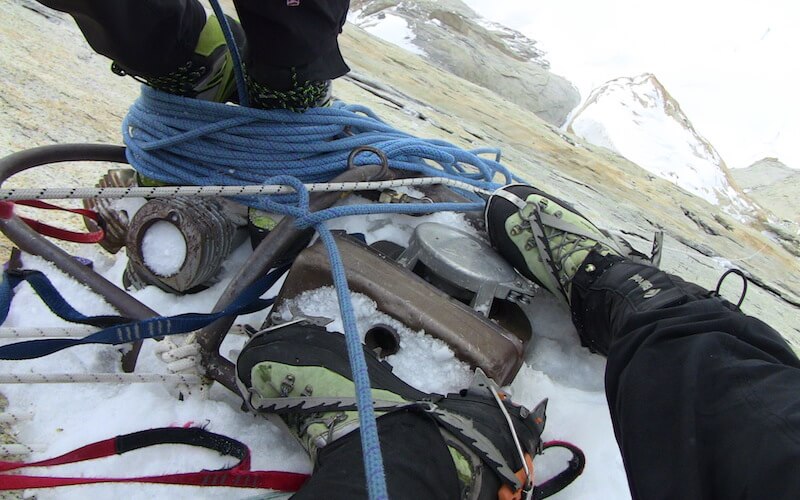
236,321,584,499
111,14,246,102
485,184,663,305
237,320,430,462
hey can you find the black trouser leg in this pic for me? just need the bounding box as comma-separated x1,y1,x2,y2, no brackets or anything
39,0,350,88
572,253,800,499
231,0,350,89
292,410,461,500
36,0,206,75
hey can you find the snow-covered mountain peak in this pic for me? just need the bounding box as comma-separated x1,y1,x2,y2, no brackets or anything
568,73,754,218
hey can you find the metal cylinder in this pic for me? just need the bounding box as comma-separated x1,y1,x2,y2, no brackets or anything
125,197,242,293
364,323,401,358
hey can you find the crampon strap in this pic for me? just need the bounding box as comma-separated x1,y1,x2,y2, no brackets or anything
0,427,308,491
0,269,134,328
0,200,104,244
498,440,586,500
534,440,586,499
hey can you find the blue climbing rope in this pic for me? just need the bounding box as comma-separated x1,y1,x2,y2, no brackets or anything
208,0,249,108
120,2,521,497
122,90,509,500
124,86,517,209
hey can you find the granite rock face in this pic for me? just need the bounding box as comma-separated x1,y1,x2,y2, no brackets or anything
348,0,580,126
732,158,800,224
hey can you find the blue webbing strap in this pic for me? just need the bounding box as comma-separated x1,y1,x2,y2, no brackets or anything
0,265,287,360
0,270,131,328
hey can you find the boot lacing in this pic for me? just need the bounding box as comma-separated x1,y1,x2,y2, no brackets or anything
523,201,603,302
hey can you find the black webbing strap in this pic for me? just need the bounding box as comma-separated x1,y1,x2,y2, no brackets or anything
534,440,586,499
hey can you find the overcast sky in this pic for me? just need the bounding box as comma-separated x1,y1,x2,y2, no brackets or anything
462,0,799,170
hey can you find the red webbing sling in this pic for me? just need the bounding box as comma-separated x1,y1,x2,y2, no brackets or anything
0,427,308,491
0,200,104,243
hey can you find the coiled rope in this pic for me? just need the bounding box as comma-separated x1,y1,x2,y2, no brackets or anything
124,87,514,209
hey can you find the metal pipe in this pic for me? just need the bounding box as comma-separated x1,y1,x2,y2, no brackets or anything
364,324,401,358
0,144,127,182
0,144,152,372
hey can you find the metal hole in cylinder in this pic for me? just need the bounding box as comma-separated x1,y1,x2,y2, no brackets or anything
364,324,400,358
141,220,187,277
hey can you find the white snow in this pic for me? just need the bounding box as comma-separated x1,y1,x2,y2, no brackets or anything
141,221,187,276
274,286,473,394
347,9,425,56
473,17,547,64
0,203,632,499
108,196,147,222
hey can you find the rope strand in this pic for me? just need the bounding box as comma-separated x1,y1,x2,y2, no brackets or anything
0,373,203,385
0,177,493,201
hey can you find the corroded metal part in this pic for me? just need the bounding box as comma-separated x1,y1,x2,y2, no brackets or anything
82,168,137,253
272,235,526,385
397,222,538,341
364,324,401,358
124,197,244,293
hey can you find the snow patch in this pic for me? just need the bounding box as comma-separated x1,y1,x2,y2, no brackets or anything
473,17,548,65
109,196,146,221
348,9,425,56
276,286,473,395
141,221,186,276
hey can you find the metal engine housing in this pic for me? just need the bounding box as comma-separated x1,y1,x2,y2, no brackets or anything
124,197,246,293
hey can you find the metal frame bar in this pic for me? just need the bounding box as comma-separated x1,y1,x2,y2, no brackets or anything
0,144,151,372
